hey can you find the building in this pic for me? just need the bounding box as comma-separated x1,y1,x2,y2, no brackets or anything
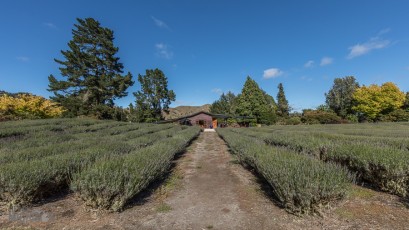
158,111,252,128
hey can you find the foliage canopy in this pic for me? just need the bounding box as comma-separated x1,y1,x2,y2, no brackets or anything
0,94,65,120
276,83,290,117
352,82,405,121
235,76,275,124
325,76,359,118
133,69,176,122
210,91,237,115
48,18,133,119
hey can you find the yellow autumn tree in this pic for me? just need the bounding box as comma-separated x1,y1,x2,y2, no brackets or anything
0,94,65,120
352,82,405,120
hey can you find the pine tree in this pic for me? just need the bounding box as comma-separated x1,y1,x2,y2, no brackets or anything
48,18,134,118
236,76,274,124
403,92,409,110
262,89,277,111
210,91,237,115
134,69,176,122
261,90,277,124
276,83,290,117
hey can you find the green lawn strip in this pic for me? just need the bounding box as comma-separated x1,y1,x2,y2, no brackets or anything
71,126,200,211
217,128,352,215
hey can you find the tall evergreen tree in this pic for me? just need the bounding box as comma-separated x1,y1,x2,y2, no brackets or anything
403,92,409,110
236,76,274,124
134,69,175,122
210,91,237,115
276,83,290,117
224,91,238,115
262,89,277,111
48,18,134,118
325,76,359,118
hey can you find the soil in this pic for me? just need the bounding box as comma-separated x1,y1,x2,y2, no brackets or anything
1,131,409,229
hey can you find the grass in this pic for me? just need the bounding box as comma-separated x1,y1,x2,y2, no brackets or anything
71,127,200,211
156,203,172,212
217,128,353,215
335,208,355,219
349,186,376,199
0,118,200,211
3,118,407,216
156,169,184,200
231,123,409,198
218,122,409,214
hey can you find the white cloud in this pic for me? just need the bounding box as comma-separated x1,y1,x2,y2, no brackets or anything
347,29,391,59
348,39,390,59
263,68,283,79
211,88,223,95
378,28,391,36
151,16,171,30
16,56,29,62
300,76,312,81
320,57,333,66
43,22,56,29
304,60,314,68
155,43,173,59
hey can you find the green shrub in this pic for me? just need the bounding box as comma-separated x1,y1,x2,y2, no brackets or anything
0,119,199,210
71,127,200,211
302,110,342,124
259,111,277,125
379,109,409,122
0,142,134,208
232,125,409,198
217,128,352,215
346,114,359,123
286,116,302,125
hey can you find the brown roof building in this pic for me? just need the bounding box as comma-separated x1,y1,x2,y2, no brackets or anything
158,111,252,128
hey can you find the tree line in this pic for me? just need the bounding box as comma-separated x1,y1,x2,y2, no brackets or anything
324,76,409,122
210,75,409,125
2,17,408,124
209,76,290,125
47,18,175,122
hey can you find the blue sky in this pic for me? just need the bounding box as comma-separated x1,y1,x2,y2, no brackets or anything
1,0,409,111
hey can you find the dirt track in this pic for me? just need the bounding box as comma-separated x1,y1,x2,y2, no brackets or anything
1,131,409,229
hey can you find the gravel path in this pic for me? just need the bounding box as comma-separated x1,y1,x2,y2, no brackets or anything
135,131,286,229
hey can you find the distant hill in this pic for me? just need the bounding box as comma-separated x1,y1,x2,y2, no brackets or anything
162,104,211,120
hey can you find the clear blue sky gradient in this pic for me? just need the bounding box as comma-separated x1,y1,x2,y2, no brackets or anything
1,0,409,111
